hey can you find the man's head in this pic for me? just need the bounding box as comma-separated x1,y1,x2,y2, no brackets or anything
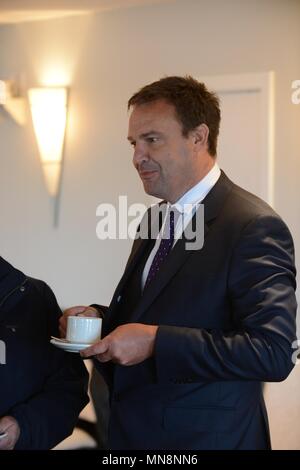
127,76,221,203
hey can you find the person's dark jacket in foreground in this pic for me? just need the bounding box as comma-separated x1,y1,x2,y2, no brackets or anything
0,257,89,449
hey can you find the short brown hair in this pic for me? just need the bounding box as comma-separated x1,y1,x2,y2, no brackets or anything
128,75,220,157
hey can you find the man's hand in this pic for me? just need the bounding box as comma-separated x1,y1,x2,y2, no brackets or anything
80,323,158,366
59,306,100,338
0,416,20,450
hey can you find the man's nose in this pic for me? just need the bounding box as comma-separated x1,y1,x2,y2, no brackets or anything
133,144,148,168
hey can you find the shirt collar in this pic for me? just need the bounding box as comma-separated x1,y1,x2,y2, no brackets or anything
169,163,221,214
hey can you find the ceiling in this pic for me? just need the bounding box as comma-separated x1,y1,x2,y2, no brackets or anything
0,0,174,24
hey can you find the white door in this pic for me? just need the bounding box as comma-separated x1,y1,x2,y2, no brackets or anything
200,72,275,205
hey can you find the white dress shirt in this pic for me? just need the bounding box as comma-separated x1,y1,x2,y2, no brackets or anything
141,163,221,289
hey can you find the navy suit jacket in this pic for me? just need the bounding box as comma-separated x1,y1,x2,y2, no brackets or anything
96,171,297,450
0,258,89,449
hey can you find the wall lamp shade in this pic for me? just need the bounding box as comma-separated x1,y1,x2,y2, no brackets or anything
29,87,68,197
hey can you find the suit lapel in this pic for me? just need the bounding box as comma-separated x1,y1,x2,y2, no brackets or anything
104,204,165,323
129,232,197,322
106,171,233,324
129,171,234,322
118,203,166,285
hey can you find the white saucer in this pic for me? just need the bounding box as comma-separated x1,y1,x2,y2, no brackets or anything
50,336,92,353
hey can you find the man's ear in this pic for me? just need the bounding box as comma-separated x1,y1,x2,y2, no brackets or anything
192,123,209,149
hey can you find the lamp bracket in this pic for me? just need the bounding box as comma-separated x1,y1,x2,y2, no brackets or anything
0,80,26,125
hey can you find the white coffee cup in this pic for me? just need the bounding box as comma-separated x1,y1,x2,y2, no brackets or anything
66,316,102,344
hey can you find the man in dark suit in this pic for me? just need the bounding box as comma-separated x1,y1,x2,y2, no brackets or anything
60,76,297,450
0,256,88,449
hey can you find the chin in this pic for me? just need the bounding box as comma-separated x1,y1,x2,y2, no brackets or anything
144,187,164,200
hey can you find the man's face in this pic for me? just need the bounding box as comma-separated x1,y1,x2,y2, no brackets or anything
128,100,197,203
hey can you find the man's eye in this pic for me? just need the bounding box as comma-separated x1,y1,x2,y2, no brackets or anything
147,137,159,144
130,141,136,147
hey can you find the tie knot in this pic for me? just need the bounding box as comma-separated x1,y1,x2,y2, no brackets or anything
144,206,177,288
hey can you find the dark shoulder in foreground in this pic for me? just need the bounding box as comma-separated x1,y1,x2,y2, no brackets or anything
222,173,292,233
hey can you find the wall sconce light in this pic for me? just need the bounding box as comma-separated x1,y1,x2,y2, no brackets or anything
0,80,26,125
28,87,68,224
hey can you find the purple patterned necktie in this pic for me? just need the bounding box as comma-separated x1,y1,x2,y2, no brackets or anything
145,209,175,287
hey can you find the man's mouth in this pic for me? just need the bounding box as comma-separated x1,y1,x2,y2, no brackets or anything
139,170,158,180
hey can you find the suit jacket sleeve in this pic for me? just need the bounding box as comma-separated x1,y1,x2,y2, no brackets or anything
155,214,297,383
10,282,89,450
89,304,115,388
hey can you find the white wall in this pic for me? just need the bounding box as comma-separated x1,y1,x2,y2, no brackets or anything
0,0,299,449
